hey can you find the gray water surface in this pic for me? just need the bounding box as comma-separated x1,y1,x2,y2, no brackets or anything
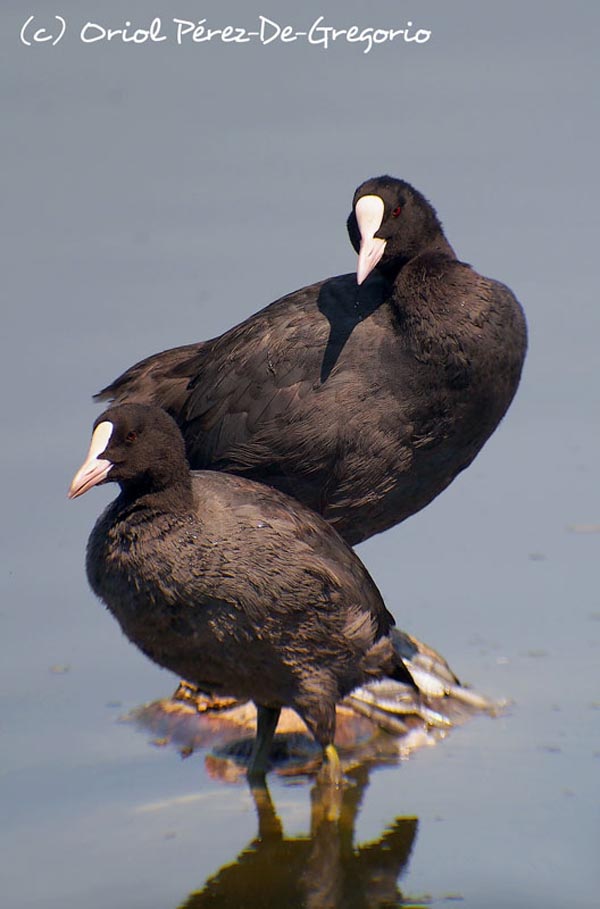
1,1,598,906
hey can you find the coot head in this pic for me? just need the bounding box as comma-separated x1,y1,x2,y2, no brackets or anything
68,403,188,499
347,176,443,283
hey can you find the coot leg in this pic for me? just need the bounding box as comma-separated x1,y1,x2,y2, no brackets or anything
247,705,281,782
320,743,342,786
312,744,344,821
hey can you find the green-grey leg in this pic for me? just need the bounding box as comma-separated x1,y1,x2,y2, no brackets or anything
247,705,281,783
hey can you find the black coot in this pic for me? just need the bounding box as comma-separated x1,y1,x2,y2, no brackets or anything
96,177,527,546
69,404,487,780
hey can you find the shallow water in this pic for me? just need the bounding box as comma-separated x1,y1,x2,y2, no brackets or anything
2,1,599,906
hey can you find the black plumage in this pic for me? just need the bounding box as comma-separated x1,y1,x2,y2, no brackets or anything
69,405,485,779
96,177,527,546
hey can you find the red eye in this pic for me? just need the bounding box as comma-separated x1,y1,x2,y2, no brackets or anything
391,205,402,218
126,431,137,443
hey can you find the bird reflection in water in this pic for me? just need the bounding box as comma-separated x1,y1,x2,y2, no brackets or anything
179,767,419,909
128,689,492,906
128,696,456,907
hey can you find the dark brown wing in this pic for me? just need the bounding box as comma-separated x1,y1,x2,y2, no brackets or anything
186,470,396,643
94,342,203,414
178,273,393,508
181,281,333,466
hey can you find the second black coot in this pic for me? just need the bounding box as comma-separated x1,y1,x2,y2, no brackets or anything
69,404,487,780
96,176,527,546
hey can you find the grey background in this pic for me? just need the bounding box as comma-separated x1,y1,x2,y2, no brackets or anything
1,1,598,907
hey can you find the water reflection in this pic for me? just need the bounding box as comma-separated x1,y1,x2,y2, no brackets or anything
179,768,418,909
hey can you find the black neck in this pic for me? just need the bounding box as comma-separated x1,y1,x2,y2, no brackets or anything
118,472,194,513
381,235,456,278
